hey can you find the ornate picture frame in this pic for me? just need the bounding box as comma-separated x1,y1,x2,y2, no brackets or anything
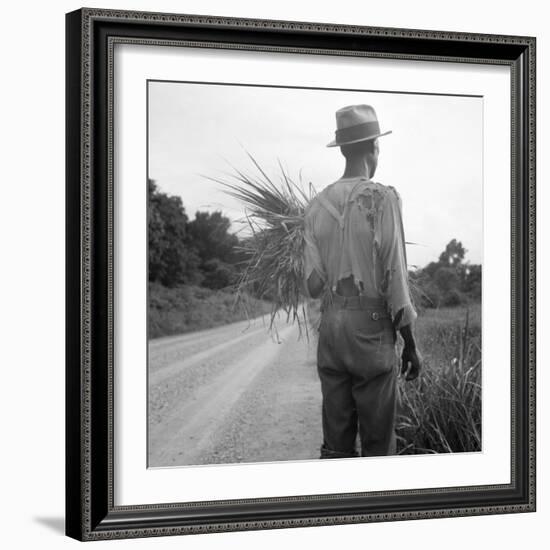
65,7,536,541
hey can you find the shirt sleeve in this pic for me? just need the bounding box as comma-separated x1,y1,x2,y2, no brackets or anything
377,188,417,329
301,202,326,298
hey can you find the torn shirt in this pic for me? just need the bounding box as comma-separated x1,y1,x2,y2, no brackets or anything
303,176,417,329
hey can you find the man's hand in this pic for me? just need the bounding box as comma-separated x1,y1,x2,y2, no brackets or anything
401,346,422,381
397,317,421,381
306,269,325,299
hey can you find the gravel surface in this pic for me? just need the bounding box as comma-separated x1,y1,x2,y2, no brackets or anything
148,317,323,467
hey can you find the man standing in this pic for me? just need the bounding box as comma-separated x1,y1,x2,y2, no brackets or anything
303,104,422,459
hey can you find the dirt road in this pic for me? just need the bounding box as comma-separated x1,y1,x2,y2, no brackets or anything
148,316,322,467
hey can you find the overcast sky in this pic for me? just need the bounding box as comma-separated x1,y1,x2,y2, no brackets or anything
148,81,483,268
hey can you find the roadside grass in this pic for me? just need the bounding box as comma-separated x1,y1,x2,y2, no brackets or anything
396,303,482,454
148,282,272,339
149,282,482,455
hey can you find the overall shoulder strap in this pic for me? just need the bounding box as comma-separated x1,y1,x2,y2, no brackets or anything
316,179,370,228
316,193,345,229
316,179,371,291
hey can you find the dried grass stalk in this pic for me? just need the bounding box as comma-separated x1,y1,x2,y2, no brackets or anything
204,152,315,337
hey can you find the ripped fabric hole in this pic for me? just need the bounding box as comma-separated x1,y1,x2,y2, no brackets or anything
355,188,386,230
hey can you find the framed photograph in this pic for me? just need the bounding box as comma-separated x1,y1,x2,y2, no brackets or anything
65,8,536,541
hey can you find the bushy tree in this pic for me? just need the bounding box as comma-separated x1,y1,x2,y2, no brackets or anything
187,211,240,290
200,258,238,290
187,211,239,264
460,264,482,301
438,239,466,267
413,239,481,308
147,181,246,290
434,267,460,293
148,180,202,286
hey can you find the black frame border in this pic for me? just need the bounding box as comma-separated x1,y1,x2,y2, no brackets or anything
66,7,536,541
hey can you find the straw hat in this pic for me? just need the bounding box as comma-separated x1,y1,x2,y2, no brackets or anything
326,104,392,148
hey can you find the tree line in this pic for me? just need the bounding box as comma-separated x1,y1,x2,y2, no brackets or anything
410,239,481,308
148,179,243,290
148,180,481,307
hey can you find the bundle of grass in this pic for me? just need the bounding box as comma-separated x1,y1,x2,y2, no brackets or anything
205,153,315,337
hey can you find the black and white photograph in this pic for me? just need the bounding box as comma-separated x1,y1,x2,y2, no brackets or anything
147,80,483,468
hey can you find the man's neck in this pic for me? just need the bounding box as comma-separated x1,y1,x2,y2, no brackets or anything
341,157,372,179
